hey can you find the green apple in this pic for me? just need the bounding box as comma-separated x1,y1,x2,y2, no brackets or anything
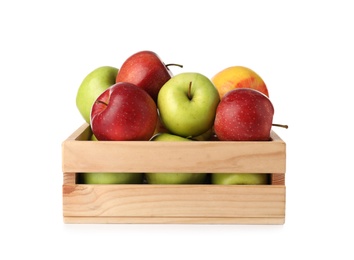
79,172,143,184
76,66,118,123
211,173,270,185
157,72,220,137
78,133,143,184
145,133,207,184
149,132,189,141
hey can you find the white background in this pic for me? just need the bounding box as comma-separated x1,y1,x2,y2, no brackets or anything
1,0,353,259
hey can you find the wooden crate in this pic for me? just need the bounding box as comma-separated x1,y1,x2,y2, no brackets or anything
62,123,286,224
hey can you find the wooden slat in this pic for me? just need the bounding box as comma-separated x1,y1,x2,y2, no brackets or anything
271,173,285,185
63,173,76,184
63,216,285,225
62,124,286,174
66,123,92,141
63,184,285,218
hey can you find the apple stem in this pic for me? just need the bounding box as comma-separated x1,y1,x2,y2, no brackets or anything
165,63,183,69
272,123,289,129
96,100,108,106
188,81,192,100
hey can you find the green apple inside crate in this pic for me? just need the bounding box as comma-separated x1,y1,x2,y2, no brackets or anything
62,123,286,224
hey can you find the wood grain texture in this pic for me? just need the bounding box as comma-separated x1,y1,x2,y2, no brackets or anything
63,184,285,219
63,216,285,224
271,173,285,185
62,123,286,174
62,124,287,224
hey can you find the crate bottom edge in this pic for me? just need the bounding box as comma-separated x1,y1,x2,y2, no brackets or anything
63,216,285,225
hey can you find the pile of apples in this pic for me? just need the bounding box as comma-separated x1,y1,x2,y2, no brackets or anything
75,50,286,185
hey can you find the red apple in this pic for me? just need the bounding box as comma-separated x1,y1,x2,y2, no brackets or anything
91,82,158,141
214,88,274,141
116,50,175,103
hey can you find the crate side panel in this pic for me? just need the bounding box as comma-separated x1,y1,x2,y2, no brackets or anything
63,185,285,218
62,140,285,173
62,125,286,173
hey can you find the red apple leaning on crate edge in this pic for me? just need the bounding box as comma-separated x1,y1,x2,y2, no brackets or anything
90,82,158,141
214,88,288,141
76,66,119,123
214,88,274,141
157,72,220,138
116,50,183,103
